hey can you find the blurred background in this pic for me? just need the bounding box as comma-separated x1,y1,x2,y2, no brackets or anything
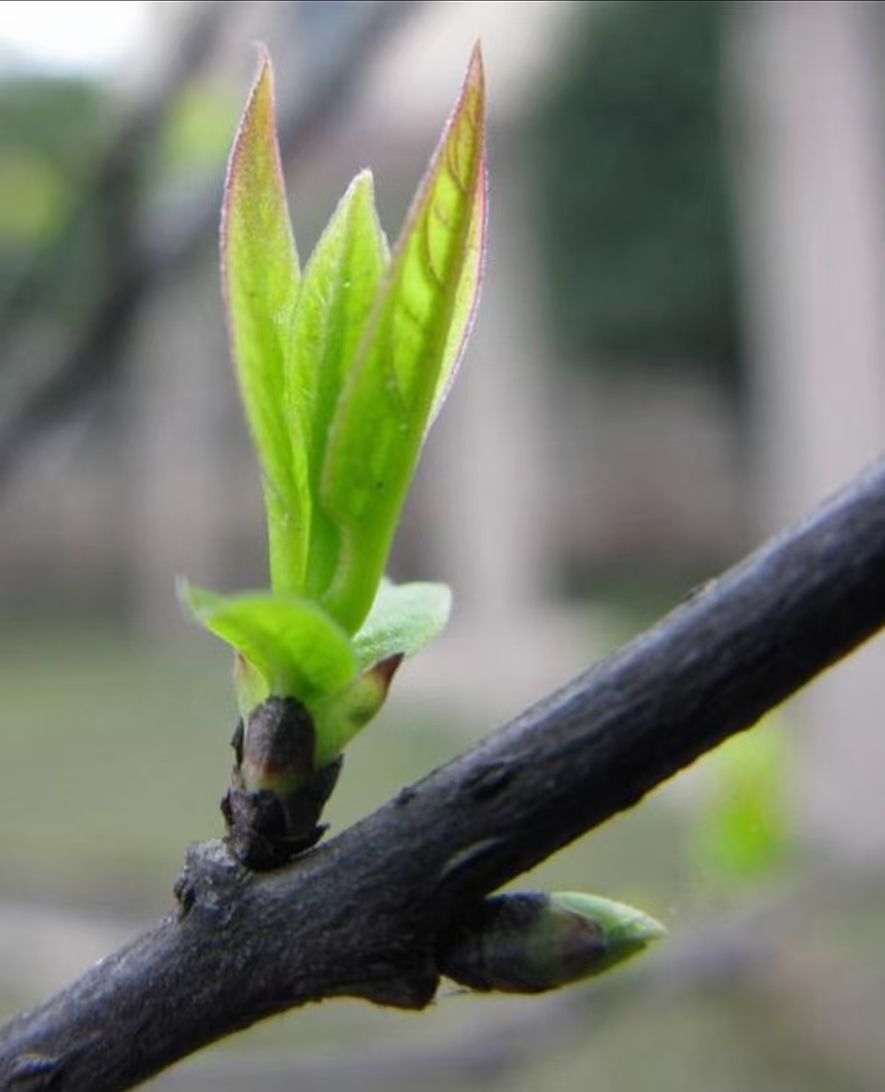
1,1,884,1088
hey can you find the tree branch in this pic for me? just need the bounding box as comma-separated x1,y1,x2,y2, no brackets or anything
1,457,884,1091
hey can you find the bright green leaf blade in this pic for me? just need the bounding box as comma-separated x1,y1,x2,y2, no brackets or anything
320,46,487,633
353,580,452,670
428,132,487,429
287,170,390,600
221,48,308,596
179,581,357,704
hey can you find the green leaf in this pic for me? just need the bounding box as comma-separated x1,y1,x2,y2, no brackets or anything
288,170,390,601
319,45,487,633
221,48,308,596
693,712,791,885
353,580,451,670
428,121,487,429
179,581,356,706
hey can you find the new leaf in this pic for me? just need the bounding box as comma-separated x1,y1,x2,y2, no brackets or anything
180,582,356,708
354,580,452,670
184,47,485,779
221,49,308,597
287,171,390,601
319,46,487,633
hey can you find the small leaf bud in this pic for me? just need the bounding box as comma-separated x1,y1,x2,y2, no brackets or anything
440,891,665,994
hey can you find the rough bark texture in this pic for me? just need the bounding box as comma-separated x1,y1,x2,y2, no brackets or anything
1,457,884,1091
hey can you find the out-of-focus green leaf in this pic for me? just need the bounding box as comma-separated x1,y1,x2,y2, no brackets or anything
159,80,238,176
288,170,390,601
179,582,356,706
354,580,451,669
693,712,791,885
319,45,487,633
220,49,307,596
0,154,65,243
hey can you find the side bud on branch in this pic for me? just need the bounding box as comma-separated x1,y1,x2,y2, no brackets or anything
439,891,665,994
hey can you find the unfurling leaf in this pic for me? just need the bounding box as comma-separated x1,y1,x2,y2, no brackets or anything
320,45,487,632
185,45,485,869
354,580,452,669
288,170,390,601
428,123,487,430
221,48,306,596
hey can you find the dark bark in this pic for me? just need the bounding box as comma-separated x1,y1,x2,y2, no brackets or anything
1,457,884,1091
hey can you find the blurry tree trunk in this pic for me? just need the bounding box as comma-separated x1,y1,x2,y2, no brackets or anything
729,0,885,860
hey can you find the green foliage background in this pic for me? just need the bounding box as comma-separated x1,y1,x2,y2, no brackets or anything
0,77,110,323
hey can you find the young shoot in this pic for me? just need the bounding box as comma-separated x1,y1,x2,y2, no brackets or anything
180,45,487,866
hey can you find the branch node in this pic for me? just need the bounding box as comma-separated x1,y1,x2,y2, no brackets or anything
175,840,253,925
394,785,417,807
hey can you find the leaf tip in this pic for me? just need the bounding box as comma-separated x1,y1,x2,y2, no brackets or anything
176,577,212,624
220,43,285,266
249,40,277,112
253,39,272,72
342,166,377,211
467,40,485,90
224,44,276,185
447,41,485,140
175,574,193,611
